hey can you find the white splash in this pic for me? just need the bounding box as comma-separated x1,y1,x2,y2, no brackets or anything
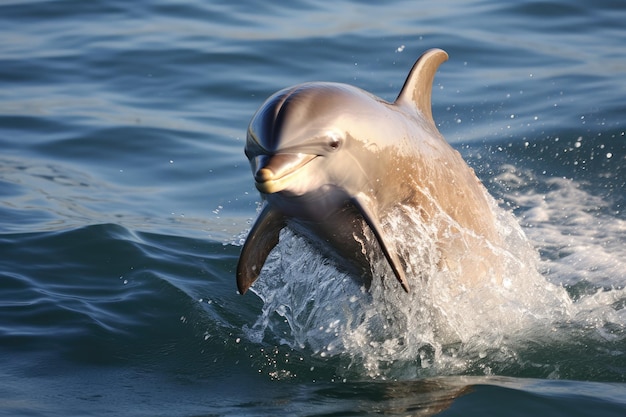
494,164,626,353
496,164,626,288
242,172,626,379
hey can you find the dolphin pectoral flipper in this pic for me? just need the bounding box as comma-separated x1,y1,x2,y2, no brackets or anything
352,193,410,292
236,204,286,294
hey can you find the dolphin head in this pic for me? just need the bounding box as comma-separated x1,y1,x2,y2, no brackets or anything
245,83,378,206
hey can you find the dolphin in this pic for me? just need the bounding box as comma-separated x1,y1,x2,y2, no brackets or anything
236,48,500,295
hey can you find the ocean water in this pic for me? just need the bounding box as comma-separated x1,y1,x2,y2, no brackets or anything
1,0,625,416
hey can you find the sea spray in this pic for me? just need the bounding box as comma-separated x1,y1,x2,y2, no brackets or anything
246,187,581,379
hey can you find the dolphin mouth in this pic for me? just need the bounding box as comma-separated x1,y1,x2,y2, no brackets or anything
254,153,318,194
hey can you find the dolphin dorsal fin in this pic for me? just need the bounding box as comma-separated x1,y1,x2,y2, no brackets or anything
395,48,448,126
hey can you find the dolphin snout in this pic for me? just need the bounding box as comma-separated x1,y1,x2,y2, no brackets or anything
255,167,274,183
253,153,318,194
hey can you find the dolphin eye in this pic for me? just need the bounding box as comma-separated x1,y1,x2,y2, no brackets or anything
327,134,341,151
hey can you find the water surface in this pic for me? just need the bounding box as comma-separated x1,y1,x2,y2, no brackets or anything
0,0,625,415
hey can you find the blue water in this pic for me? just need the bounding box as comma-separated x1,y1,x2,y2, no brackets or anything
1,0,625,416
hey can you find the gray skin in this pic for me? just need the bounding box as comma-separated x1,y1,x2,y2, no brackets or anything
236,49,499,295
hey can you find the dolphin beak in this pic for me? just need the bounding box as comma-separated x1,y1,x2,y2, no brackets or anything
254,153,317,194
